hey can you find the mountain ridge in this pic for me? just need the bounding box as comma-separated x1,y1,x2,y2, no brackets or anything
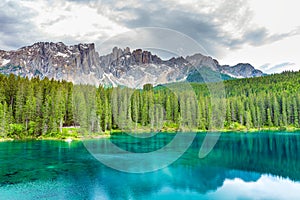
0,42,264,88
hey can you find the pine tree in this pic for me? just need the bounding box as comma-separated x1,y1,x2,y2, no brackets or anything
24,83,36,133
96,87,103,132
245,110,252,130
65,82,74,126
148,91,155,130
0,103,5,137
267,108,273,127
225,99,231,126
249,97,257,128
15,82,25,124
141,91,148,126
57,88,66,133
272,95,280,127
281,95,288,127
166,96,172,121
293,97,299,127
198,96,205,130
172,94,179,123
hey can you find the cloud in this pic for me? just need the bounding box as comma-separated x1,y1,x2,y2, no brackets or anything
232,26,300,47
92,0,247,56
0,1,41,50
261,62,300,74
96,27,210,58
40,15,68,27
0,0,299,63
0,0,129,50
89,0,300,58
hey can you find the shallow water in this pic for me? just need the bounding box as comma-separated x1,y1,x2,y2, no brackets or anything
0,132,300,200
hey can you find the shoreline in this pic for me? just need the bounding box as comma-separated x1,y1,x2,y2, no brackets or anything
1,127,300,142
0,135,111,142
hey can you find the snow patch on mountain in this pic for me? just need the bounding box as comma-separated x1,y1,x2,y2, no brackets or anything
0,42,265,88
1,59,10,66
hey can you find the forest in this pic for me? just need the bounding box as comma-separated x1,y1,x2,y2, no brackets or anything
0,71,300,139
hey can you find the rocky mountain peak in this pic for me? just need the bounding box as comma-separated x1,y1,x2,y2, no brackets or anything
218,63,263,78
185,53,219,71
234,63,255,69
0,42,103,85
1,42,265,88
131,49,162,65
99,47,163,78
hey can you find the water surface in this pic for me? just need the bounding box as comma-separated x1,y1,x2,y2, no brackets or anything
0,132,300,199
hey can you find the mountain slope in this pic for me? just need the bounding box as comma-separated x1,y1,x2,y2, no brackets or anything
218,63,264,78
0,42,109,85
0,42,264,88
186,67,234,83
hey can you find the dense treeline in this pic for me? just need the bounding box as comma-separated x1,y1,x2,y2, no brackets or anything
0,71,300,138
189,71,300,129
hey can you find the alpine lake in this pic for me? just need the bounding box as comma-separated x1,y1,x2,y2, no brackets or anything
0,131,300,200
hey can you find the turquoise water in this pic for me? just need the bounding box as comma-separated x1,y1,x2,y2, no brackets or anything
0,132,300,200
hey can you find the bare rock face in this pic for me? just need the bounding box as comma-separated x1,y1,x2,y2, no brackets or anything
186,54,219,71
98,47,188,87
0,42,106,85
218,63,264,78
0,42,264,88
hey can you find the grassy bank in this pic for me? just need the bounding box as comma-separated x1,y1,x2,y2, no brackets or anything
1,125,300,142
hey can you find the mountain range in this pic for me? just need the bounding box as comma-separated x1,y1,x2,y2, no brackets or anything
0,42,264,88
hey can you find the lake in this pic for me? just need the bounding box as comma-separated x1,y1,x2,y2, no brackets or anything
0,132,300,200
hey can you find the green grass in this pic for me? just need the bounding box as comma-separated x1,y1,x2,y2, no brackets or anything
2,124,300,142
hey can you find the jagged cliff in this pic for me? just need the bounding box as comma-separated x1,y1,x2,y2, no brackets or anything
0,42,107,85
0,42,264,88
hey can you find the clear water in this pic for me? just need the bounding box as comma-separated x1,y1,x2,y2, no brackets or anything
0,132,300,200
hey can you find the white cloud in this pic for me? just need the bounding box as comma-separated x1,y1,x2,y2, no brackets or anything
219,0,300,72
0,0,299,73
19,0,129,44
220,34,300,73
249,0,300,34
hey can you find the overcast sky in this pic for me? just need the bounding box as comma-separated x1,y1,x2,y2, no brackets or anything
1,0,300,73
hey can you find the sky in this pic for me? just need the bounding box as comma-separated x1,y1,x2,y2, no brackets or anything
0,0,300,73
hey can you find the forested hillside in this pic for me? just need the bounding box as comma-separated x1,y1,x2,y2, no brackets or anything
0,71,300,139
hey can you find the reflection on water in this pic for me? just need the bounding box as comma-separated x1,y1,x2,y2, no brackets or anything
0,132,300,199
